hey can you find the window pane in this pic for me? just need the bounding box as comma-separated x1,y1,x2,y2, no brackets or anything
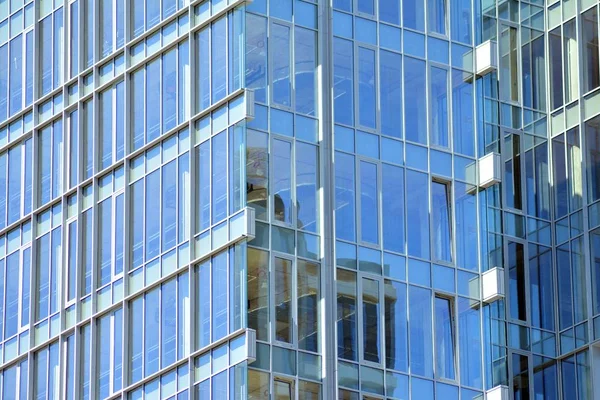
432,181,452,262
385,280,407,371
403,0,424,30
212,18,227,103
272,23,291,107
212,252,228,341
245,14,267,103
333,38,353,126
508,242,526,321
337,269,357,361
295,27,316,116
248,248,269,341
382,164,404,253
298,260,319,352
406,170,429,259
435,297,455,380
212,132,227,224
296,142,318,232
428,0,446,34
247,129,269,221
404,57,427,144
409,286,433,377
358,47,376,129
380,50,402,139
145,288,159,376
275,257,293,343
582,8,599,93
335,152,355,241
273,139,292,225
360,161,378,244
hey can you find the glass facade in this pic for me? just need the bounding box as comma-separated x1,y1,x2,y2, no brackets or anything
2,0,600,399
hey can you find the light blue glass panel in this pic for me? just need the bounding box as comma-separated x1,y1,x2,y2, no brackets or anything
404,58,426,144
333,38,353,126
146,171,160,260
451,0,471,44
272,23,291,107
212,132,227,224
357,0,374,15
385,280,408,372
360,161,378,244
430,66,449,148
295,27,316,116
358,47,376,129
40,15,52,96
273,139,293,225
163,49,177,132
356,130,378,159
406,170,429,259
197,260,211,349
380,50,402,139
431,181,452,262
380,0,400,24
212,17,227,103
245,14,267,102
296,142,318,232
409,286,433,378
335,152,355,241
403,30,425,57
147,60,161,142
145,288,160,376
382,164,404,253
9,35,21,116
455,183,478,270
403,0,424,31
333,11,353,38
379,24,401,51
162,278,177,367
355,17,376,45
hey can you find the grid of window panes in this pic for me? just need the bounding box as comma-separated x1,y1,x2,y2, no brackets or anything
244,0,323,397
330,0,489,398
0,0,254,399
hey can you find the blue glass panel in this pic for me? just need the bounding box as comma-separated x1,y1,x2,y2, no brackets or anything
212,17,227,103
358,47,376,128
335,152,355,241
360,161,378,244
130,297,143,383
385,280,408,371
404,57,426,144
212,132,227,224
333,38,353,126
146,171,160,260
162,279,177,367
145,288,159,376
213,252,228,341
380,50,402,138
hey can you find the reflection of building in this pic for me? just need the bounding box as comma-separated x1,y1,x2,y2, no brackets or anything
3,0,600,399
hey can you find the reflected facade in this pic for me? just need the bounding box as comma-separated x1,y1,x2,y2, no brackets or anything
2,0,600,399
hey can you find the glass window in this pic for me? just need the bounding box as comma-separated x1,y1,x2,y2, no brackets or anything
337,269,357,361
163,49,177,132
458,298,482,388
335,152,356,241
582,8,599,93
245,14,267,103
409,286,433,377
362,278,380,363
248,248,269,341
404,57,426,144
382,164,404,253
586,116,600,203
451,0,471,44
406,170,429,259
212,132,227,224
273,139,292,225
522,35,546,111
385,280,407,371
9,35,22,116
452,69,474,156
212,252,228,341
146,59,160,143
504,133,523,211
432,181,452,263
512,354,530,400
334,38,353,126
430,66,449,148
272,23,291,107
564,19,578,103
380,0,400,24
359,161,378,244
428,0,446,34
196,260,210,348
295,26,316,116
508,241,526,321
212,17,227,103
404,0,424,31
358,47,376,129
380,50,402,139
296,142,318,232
529,244,554,330
549,27,563,109
247,129,269,220
298,260,319,352
434,296,455,380
499,25,519,102
275,257,293,343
